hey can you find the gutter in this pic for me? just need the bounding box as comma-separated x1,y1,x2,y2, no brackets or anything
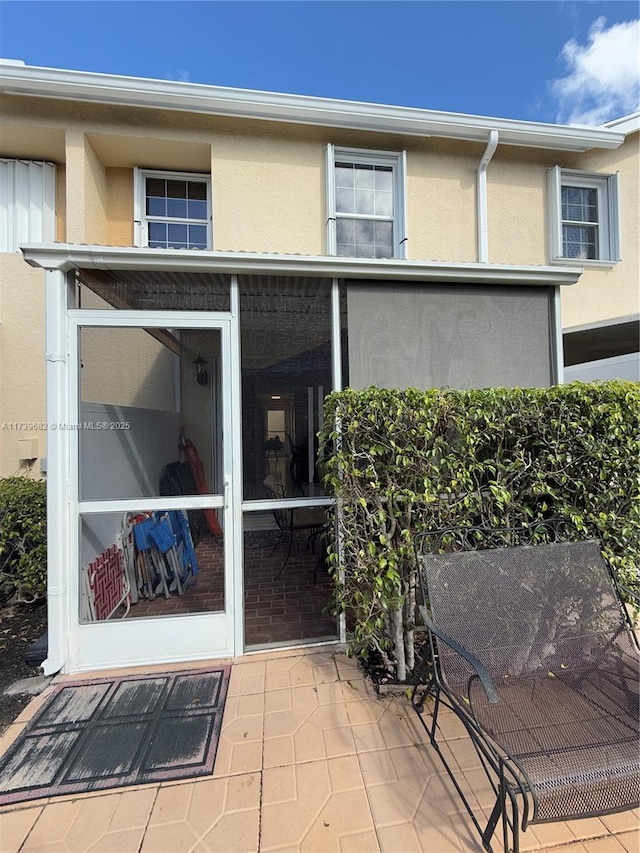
0,62,625,152
42,268,69,676
477,130,499,263
20,243,583,287
602,112,640,135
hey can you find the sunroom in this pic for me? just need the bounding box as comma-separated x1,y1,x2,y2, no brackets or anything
21,244,580,674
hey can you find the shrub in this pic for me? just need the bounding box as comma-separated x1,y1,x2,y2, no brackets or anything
0,477,47,603
320,381,640,681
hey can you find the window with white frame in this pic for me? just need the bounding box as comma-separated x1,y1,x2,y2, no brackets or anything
548,167,619,264
0,159,56,253
135,169,211,250
326,146,406,259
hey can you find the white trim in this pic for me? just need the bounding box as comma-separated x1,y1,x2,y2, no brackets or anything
325,144,336,255
243,497,334,512
78,496,225,514
477,130,499,263
398,151,408,259
134,168,212,250
0,62,625,151
229,274,244,656
330,277,346,644
331,279,342,392
73,614,229,673
551,286,564,385
550,258,618,270
68,309,232,326
563,313,639,334
132,166,144,248
307,387,314,484
66,313,236,672
548,168,620,263
21,245,584,287
547,166,563,263
0,159,56,253
43,269,71,675
602,111,640,135
328,146,406,260
563,351,640,383
565,352,640,371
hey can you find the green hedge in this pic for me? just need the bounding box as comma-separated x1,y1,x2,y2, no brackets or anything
0,477,47,603
319,381,640,680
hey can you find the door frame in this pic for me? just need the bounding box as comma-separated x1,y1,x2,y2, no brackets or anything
67,310,238,672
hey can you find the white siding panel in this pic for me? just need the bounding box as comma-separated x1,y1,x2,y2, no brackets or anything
0,159,56,253
564,352,640,382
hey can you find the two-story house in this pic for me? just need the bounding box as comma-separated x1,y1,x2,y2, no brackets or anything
0,59,637,674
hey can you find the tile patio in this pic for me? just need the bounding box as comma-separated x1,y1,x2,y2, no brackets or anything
0,647,637,853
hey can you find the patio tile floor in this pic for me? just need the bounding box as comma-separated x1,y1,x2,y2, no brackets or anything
127,532,337,648
1,646,636,853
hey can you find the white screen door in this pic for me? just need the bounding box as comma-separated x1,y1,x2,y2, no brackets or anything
68,313,235,672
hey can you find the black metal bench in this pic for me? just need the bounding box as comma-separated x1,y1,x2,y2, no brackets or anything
411,519,639,853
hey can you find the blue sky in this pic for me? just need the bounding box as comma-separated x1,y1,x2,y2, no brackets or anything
0,1,638,124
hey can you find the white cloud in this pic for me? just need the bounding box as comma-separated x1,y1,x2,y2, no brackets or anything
550,16,640,125
167,70,191,83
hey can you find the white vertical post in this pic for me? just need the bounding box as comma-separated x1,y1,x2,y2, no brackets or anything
552,285,565,385
331,279,342,392
330,279,346,643
230,274,244,656
317,385,324,434
325,144,336,255
43,267,70,675
307,386,314,484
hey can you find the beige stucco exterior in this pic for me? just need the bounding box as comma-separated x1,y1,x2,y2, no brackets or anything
0,255,48,474
0,86,638,476
558,132,640,329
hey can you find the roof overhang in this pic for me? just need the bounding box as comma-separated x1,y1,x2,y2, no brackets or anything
563,315,640,366
0,63,625,152
20,244,583,286
602,112,640,135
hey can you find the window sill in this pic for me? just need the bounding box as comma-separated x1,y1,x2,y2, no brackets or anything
550,257,619,270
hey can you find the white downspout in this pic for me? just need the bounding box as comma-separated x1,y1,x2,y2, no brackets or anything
477,130,499,263
42,268,70,675
552,286,565,385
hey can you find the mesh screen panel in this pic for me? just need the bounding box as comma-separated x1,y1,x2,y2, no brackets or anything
420,541,640,821
346,283,553,390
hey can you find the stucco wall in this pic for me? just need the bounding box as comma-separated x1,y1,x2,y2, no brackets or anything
106,168,133,246
211,135,323,254
487,147,559,266
56,164,67,243
84,137,108,245
2,95,635,302
406,138,477,263
0,255,47,477
0,93,638,462
559,132,640,329
64,130,86,244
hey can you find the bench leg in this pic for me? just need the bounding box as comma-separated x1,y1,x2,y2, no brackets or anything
489,763,519,853
483,798,502,852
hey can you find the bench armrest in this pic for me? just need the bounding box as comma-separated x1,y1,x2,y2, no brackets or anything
418,605,499,704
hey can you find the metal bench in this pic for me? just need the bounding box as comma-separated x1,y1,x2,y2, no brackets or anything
411,519,639,853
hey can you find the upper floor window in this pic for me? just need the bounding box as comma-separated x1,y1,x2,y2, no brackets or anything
134,169,211,250
548,167,619,265
0,159,56,253
326,146,407,259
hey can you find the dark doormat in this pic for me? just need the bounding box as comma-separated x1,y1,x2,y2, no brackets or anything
0,665,231,807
